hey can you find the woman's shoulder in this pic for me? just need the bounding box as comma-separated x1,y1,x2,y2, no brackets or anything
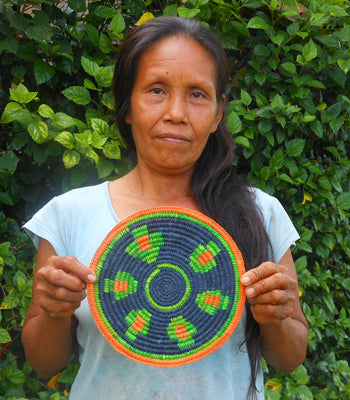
249,186,281,211
56,181,108,201
49,181,109,211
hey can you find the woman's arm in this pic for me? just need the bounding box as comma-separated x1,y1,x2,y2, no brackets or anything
22,239,96,378
241,249,308,373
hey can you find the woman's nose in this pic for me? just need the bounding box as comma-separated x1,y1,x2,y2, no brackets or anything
163,94,188,124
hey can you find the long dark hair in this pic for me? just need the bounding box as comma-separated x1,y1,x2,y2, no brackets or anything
113,16,271,399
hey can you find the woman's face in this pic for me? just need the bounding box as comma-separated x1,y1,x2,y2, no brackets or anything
125,36,223,176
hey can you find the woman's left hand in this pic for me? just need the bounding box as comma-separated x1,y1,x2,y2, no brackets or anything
240,261,299,325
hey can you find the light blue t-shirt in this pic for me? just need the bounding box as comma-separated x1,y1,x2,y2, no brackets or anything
23,182,299,400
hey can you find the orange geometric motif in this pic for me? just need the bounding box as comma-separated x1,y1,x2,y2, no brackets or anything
197,249,214,266
114,280,128,292
204,295,221,307
136,234,152,251
131,315,146,333
174,324,190,339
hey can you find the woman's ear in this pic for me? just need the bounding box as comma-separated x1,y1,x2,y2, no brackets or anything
125,110,131,124
211,94,225,133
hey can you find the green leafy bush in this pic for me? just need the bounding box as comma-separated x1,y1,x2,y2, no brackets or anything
1,0,350,399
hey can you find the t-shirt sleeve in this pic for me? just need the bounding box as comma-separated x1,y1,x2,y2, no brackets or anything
22,196,67,256
253,189,300,263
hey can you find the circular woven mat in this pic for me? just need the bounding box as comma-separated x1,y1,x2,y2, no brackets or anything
87,207,246,367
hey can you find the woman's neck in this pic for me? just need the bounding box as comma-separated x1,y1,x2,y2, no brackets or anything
128,165,193,202
108,164,200,220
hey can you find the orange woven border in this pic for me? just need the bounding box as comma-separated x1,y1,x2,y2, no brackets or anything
87,206,246,367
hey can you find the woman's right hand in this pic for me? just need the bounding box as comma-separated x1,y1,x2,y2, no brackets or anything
35,254,96,318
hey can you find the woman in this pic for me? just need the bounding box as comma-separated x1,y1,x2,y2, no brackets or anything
22,17,308,400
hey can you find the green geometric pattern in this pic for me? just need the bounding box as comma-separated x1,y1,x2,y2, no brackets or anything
104,271,138,300
125,309,152,341
189,240,221,273
124,224,164,264
195,290,230,316
167,316,197,349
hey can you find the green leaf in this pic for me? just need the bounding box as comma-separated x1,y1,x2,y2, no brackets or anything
90,118,109,136
55,131,75,149
101,92,114,110
247,16,270,30
34,59,55,84
281,62,296,74
38,104,55,119
269,149,284,170
0,36,19,54
177,8,200,18
95,66,114,88
52,112,75,130
310,119,323,138
255,73,266,85
81,147,99,164
62,86,91,105
0,152,19,174
10,83,37,104
5,367,26,385
81,56,100,77
110,12,125,34
97,158,114,179
84,79,97,90
1,289,19,309
235,136,251,148
286,139,305,157
68,0,86,12
306,80,326,89
75,130,91,147
337,192,350,210
63,149,80,169
94,5,118,18
302,40,318,63
241,89,252,106
91,132,107,149
338,59,350,74
83,24,100,46
0,327,11,343
99,32,114,54
242,0,265,8
330,118,343,133
28,120,49,144
226,111,242,134
26,25,53,41
103,141,121,159
0,102,22,123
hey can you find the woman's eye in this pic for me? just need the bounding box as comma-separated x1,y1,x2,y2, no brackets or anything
151,87,163,94
192,91,205,99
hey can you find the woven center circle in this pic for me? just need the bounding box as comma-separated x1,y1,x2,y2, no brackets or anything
145,263,191,311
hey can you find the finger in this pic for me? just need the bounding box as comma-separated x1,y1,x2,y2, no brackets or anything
38,282,87,303
241,262,284,286
49,256,96,284
38,265,86,293
250,302,295,323
40,298,83,317
244,271,290,298
247,288,291,305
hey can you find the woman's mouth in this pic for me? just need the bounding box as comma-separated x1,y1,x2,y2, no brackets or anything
156,133,189,143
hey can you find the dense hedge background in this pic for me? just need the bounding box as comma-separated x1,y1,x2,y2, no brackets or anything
1,0,350,399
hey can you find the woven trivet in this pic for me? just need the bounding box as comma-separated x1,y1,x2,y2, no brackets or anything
87,207,246,367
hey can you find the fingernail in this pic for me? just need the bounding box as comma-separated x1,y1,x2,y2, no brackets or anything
246,288,255,296
241,276,250,284
87,274,96,283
